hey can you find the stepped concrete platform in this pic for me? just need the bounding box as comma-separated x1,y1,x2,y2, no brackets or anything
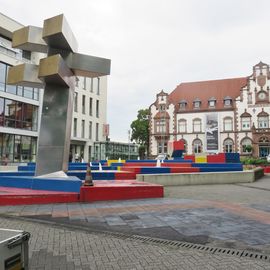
0,186,80,205
137,167,264,186
80,180,164,202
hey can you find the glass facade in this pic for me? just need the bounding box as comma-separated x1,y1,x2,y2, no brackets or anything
0,62,40,100
0,97,38,131
0,133,37,162
94,141,139,160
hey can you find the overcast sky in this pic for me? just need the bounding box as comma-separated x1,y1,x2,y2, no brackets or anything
1,0,270,142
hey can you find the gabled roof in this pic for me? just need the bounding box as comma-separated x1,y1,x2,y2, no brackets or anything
169,77,248,111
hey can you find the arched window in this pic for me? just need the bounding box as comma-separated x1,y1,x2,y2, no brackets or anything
241,138,252,154
223,138,234,153
193,118,202,132
178,119,187,133
193,139,202,154
223,117,233,131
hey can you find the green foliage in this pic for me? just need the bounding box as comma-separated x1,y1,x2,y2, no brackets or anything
241,157,269,166
138,145,146,159
245,145,252,153
130,109,149,152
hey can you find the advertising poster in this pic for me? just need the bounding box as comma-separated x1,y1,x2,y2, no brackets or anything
206,113,219,152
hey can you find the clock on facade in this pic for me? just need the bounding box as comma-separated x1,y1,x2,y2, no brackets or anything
258,91,266,100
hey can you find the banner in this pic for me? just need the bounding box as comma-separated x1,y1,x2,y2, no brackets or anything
206,113,219,152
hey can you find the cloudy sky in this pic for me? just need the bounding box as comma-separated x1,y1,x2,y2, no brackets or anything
1,0,270,142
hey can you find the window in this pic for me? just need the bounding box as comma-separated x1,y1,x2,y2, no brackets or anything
89,97,93,116
33,88,39,100
23,87,33,99
178,119,187,133
83,77,87,90
17,86,23,96
159,104,166,111
179,100,187,110
248,93,252,104
224,117,233,131
97,77,100,95
22,103,33,130
241,117,251,130
193,99,201,109
224,97,232,107
96,123,99,141
158,142,167,154
0,97,4,126
224,138,233,153
96,100,99,118
82,95,85,114
156,119,166,133
89,121,92,139
193,139,202,153
0,62,7,91
74,92,78,112
73,118,77,137
0,133,37,163
81,120,85,138
208,98,216,108
258,116,269,128
241,138,252,154
90,78,93,92
4,99,16,128
193,119,201,133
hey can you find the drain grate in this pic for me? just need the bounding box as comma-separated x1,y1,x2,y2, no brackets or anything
127,235,270,262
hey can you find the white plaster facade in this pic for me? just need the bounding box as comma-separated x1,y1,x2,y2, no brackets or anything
71,75,108,161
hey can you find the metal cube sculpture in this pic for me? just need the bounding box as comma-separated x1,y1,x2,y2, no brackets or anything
8,14,111,176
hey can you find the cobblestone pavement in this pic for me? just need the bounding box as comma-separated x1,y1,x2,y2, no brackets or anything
1,175,270,269
2,195,270,252
1,216,270,270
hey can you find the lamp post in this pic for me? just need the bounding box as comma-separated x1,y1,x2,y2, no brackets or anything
128,130,131,160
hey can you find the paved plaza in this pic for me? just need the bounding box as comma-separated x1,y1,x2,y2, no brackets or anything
1,175,270,269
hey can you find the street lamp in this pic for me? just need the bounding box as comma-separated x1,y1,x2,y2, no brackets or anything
128,130,131,160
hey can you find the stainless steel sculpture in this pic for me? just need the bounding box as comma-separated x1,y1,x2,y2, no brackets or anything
7,14,111,176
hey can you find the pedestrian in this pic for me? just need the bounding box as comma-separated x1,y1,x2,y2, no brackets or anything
75,153,80,163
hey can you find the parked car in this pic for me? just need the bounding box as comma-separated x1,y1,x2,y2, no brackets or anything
267,154,270,163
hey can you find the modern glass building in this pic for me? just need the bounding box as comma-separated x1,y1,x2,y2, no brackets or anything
93,141,139,161
0,13,42,163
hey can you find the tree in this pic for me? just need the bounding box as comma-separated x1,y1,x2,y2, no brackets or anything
130,109,149,157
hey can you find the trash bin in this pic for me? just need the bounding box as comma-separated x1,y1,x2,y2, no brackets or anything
0,228,30,270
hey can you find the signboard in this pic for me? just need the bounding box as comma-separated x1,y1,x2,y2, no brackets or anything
103,124,110,137
206,113,219,152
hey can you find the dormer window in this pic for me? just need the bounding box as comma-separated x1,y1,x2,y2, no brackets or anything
193,98,201,109
224,96,232,107
179,100,187,110
208,97,216,108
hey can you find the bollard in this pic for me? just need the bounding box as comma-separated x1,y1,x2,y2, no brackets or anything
84,163,94,186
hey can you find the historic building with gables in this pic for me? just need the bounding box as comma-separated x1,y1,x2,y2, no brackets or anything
149,62,270,158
